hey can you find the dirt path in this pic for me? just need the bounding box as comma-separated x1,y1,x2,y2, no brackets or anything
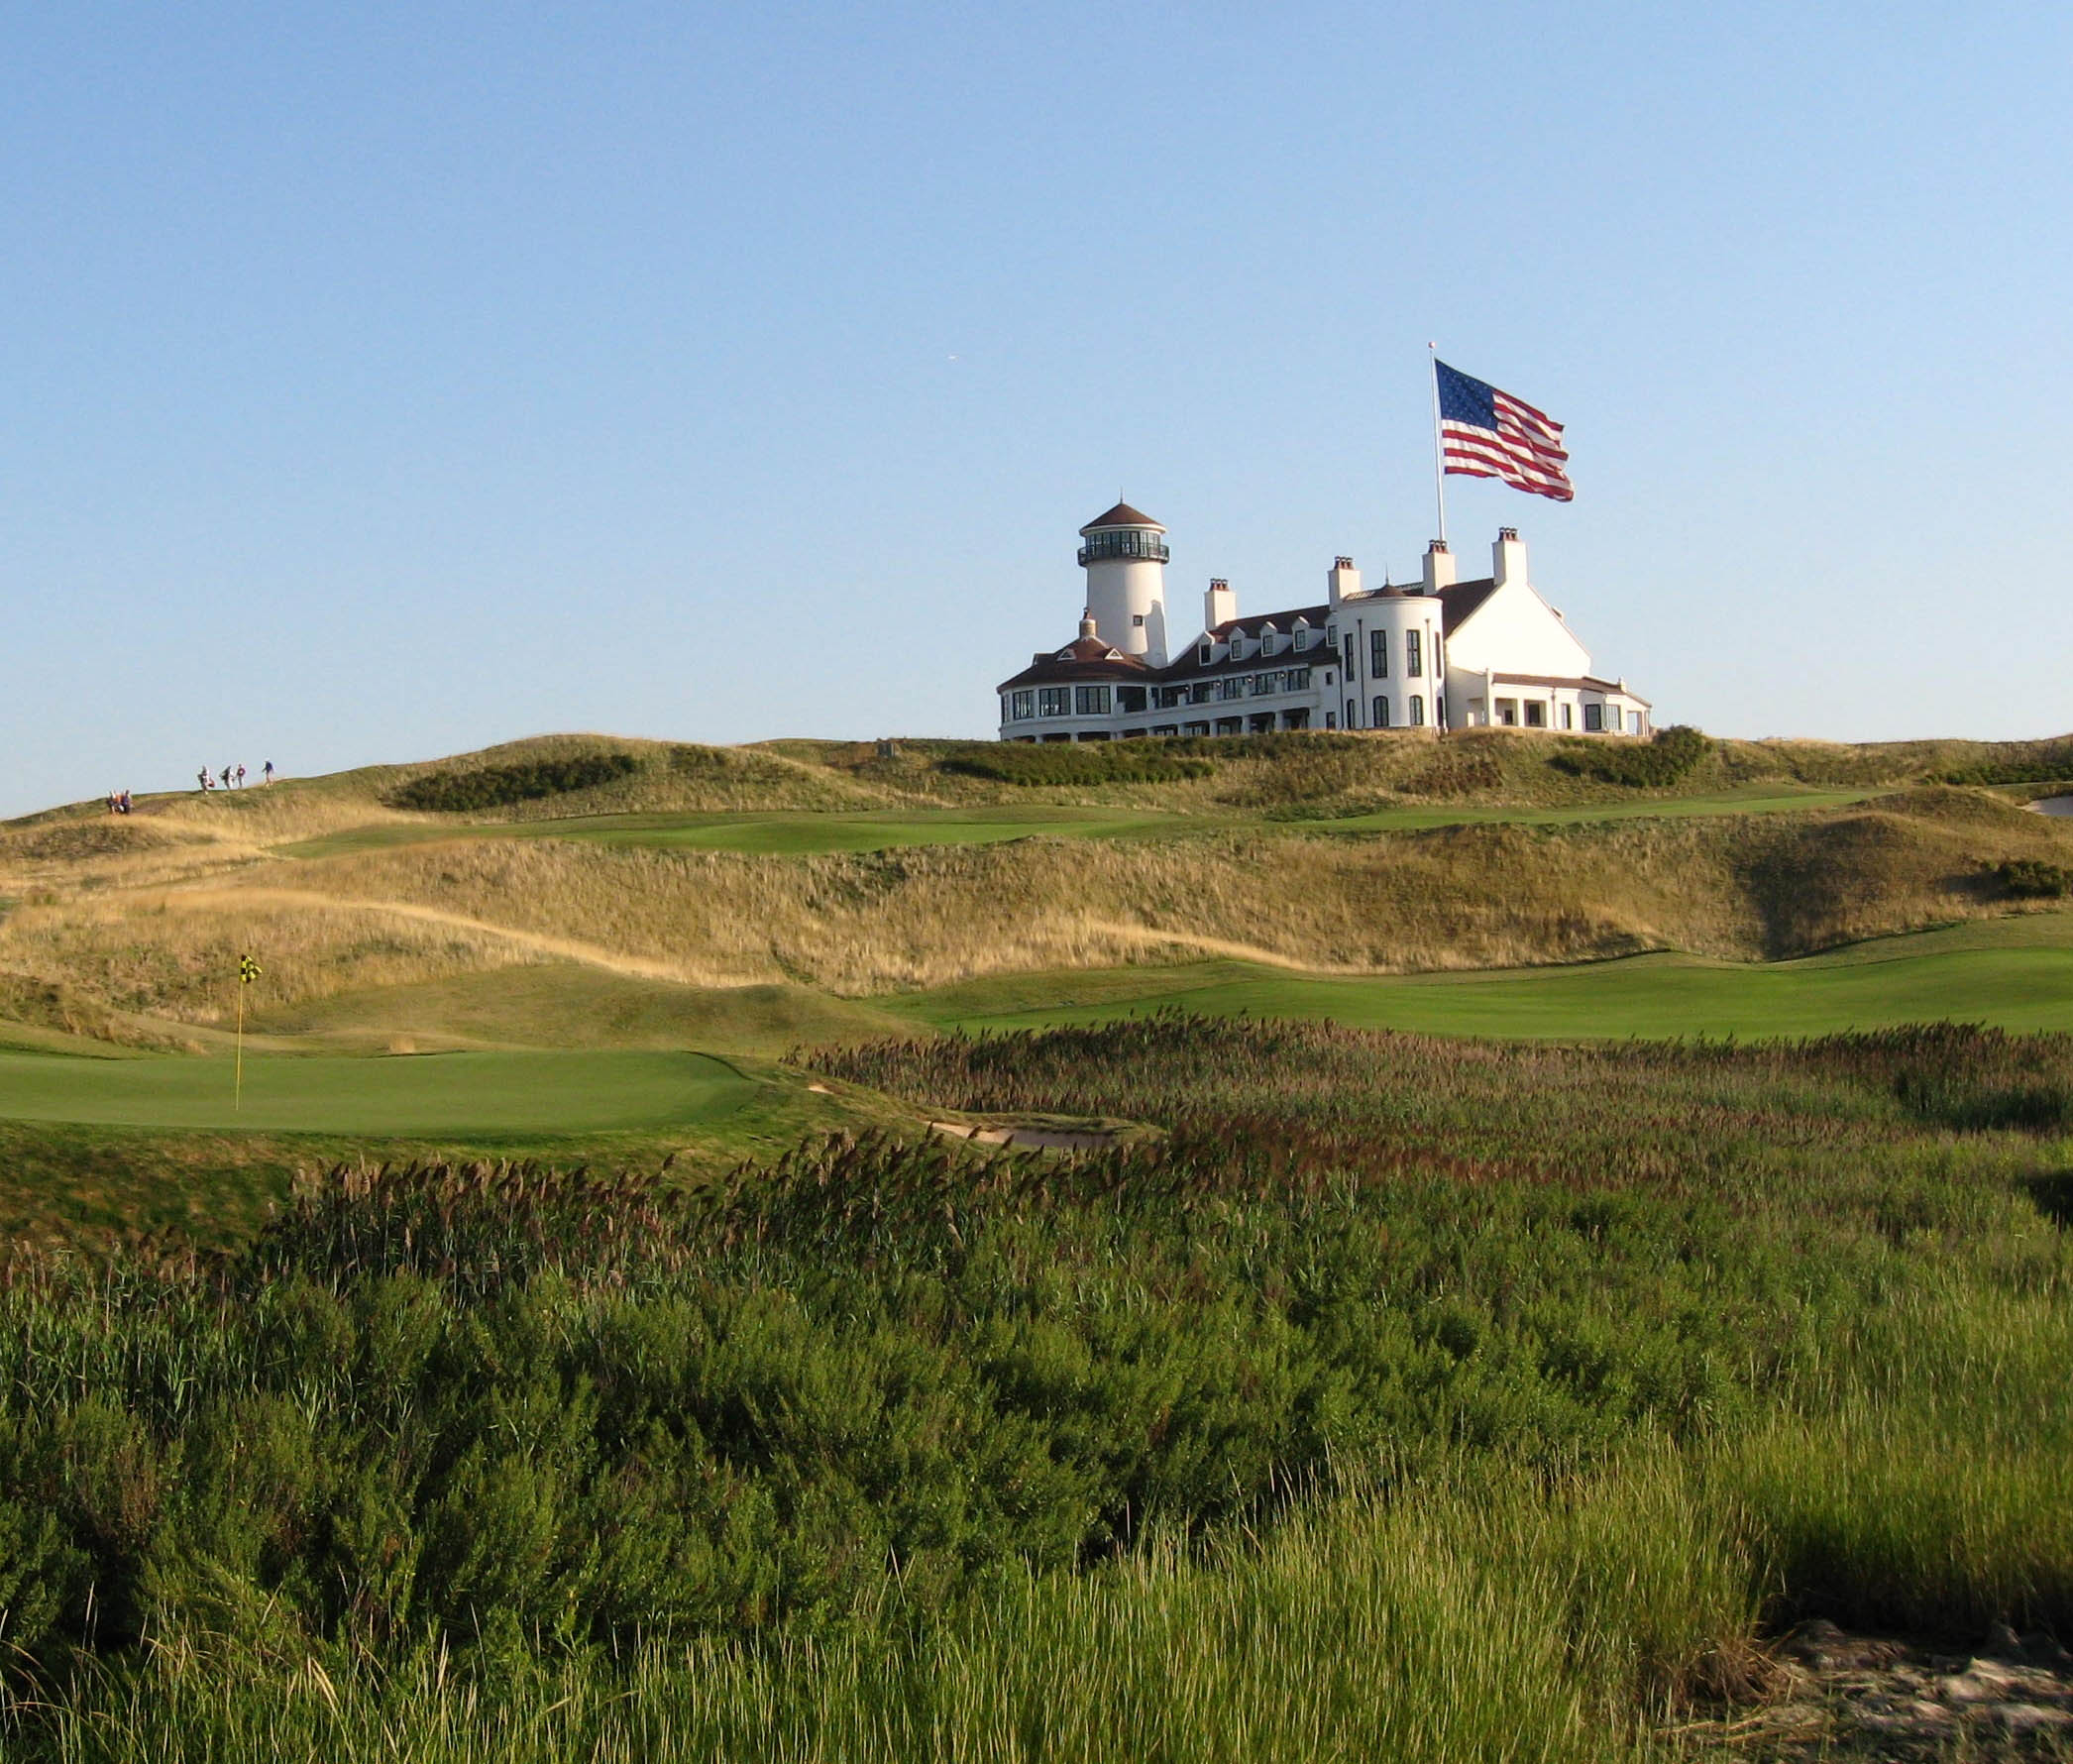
1085,919,1367,974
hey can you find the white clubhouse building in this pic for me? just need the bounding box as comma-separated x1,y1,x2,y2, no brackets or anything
997,503,1651,741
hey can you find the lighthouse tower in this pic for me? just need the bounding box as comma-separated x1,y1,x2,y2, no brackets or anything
1076,502,1169,665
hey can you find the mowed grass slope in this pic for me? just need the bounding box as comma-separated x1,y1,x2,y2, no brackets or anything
0,1047,759,1136
887,913,2073,1042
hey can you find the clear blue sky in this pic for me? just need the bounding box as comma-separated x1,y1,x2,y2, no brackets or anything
6,2,2069,816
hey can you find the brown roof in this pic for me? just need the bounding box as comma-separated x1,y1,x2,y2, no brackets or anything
996,636,1152,692
1436,578,1498,634
1489,672,1653,706
1080,501,1164,534
1162,605,1335,679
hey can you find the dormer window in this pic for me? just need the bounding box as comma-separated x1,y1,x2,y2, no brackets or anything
1199,641,1213,665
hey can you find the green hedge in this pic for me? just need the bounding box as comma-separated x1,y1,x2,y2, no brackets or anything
385,753,641,814
1997,858,2072,900
941,742,1215,787
1549,724,1710,788
1935,739,2073,787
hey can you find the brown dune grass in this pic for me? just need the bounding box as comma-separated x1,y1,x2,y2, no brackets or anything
5,789,2067,1030
4,733,2069,1042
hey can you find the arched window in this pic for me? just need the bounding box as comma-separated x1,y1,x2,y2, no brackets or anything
1372,696,1390,727
1409,695,1426,726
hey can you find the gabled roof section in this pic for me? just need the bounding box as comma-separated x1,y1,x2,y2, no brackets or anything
996,637,1151,693
1205,604,1331,644
1080,501,1164,534
1162,604,1337,680
1437,577,1498,636
1053,635,1130,663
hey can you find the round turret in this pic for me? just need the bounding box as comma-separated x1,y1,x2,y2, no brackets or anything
1361,586,1446,729
1077,501,1168,664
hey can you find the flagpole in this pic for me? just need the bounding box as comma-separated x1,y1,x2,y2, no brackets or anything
233,954,260,1112
1427,343,1448,546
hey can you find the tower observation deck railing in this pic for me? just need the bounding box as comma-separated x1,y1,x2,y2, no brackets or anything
1077,530,1170,566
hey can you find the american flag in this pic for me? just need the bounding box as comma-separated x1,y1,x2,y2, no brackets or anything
1435,360,1574,502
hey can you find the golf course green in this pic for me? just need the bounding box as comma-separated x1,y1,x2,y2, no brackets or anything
0,1048,764,1136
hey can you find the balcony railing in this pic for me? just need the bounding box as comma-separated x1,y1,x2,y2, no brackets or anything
1077,531,1170,567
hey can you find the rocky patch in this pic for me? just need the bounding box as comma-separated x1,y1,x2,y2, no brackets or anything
1678,1621,2073,1760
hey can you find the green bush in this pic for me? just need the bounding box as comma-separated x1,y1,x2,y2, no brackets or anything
1995,857,2072,899
1935,738,2073,787
385,753,641,814
940,741,1214,787
1548,724,1710,788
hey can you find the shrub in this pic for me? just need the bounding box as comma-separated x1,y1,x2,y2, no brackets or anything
1894,1068,2072,1134
1935,738,2073,787
1549,724,1710,788
1396,743,1505,798
1995,857,2072,899
940,742,1214,787
385,753,641,814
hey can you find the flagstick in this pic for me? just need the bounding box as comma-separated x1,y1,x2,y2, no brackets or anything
235,978,245,1112
1427,342,1448,547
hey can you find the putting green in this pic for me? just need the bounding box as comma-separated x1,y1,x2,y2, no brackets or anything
0,1049,763,1136
885,914,2073,1042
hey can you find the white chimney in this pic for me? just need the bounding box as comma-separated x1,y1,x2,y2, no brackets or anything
1204,577,1238,631
1327,555,1361,607
1493,527,1527,589
1078,608,1098,638
1421,539,1457,593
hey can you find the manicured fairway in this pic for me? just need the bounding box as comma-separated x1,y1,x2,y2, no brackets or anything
273,783,1890,861
885,913,2073,1042
275,806,1187,859
534,808,1184,853
0,1048,763,1135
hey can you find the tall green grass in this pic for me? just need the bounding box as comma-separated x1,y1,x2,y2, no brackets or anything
0,1016,2069,1757
26,1456,1751,1763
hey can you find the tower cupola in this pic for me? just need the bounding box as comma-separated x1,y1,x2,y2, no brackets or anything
1077,501,1169,665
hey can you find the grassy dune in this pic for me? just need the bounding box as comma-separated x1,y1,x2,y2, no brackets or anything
6,790,2065,1024
2,729,2069,1070
3,733,2073,1754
